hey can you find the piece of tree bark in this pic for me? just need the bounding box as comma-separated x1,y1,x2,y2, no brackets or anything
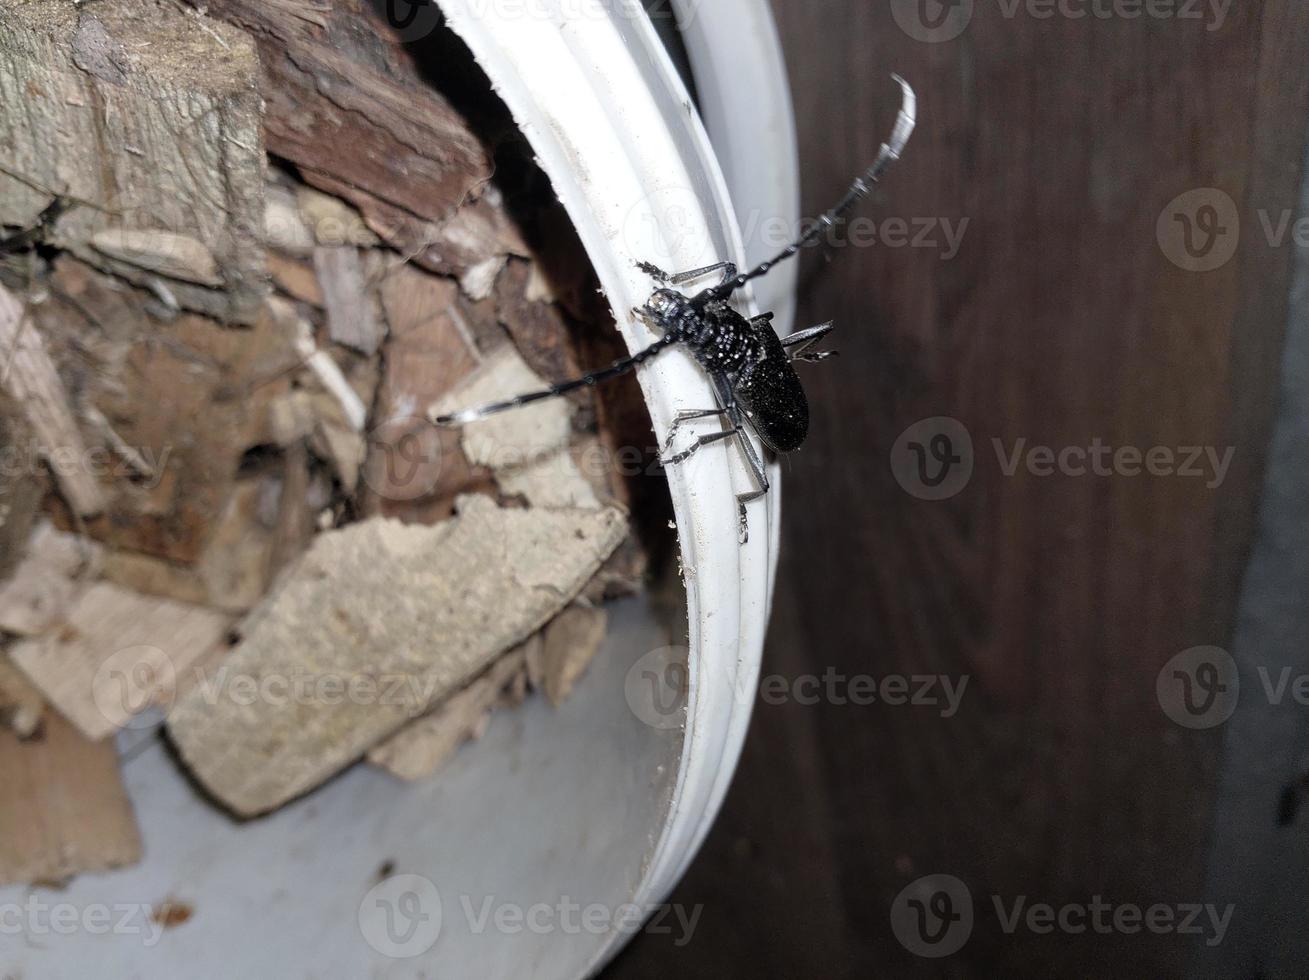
10,582,232,741
187,0,520,277
366,643,531,782
167,494,628,816
0,0,266,322
0,710,142,886
0,284,105,516
540,605,608,707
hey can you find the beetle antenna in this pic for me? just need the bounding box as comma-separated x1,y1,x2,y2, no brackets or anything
431,333,678,426
701,74,917,304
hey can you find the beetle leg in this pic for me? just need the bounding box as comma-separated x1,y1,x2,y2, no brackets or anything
667,262,739,287
661,427,739,467
661,408,730,456
781,321,836,352
782,321,838,364
729,423,771,544
636,261,672,282
709,371,771,544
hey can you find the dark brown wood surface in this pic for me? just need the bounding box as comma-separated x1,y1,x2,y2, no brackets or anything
608,1,1309,976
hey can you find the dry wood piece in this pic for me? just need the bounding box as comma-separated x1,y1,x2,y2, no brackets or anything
194,476,280,612
44,281,302,564
0,710,142,886
498,450,602,511
190,0,513,276
0,654,43,739
540,605,609,706
362,266,486,521
431,342,613,511
167,494,629,816
295,187,380,249
0,0,266,322
268,253,324,307
431,345,573,472
313,247,385,355
10,582,233,741
0,522,102,637
0,285,106,516
367,643,532,782
0,391,44,581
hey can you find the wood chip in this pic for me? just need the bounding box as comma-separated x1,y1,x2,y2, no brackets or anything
57,296,300,563
100,550,211,609
296,186,380,248
540,605,608,706
0,285,106,516
90,228,223,288
0,522,102,637
194,477,279,612
167,494,628,816
0,392,46,581
361,267,486,521
459,255,505,302
0,710,142,887
0,0,266,322
431,345,573,471
497,451,601,510
268,252,324,307
9,582,232,741
313,246,385,355
367,644,530,782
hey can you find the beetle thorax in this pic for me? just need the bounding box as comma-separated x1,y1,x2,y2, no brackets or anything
681,304,760,375
644,290,757,375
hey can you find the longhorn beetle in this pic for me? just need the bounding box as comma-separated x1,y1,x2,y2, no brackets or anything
433,76,917,541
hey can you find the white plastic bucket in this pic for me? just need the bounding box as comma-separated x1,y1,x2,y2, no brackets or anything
0,2,798,976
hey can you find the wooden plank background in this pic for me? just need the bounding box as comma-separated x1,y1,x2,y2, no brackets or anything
608,1,1309,976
